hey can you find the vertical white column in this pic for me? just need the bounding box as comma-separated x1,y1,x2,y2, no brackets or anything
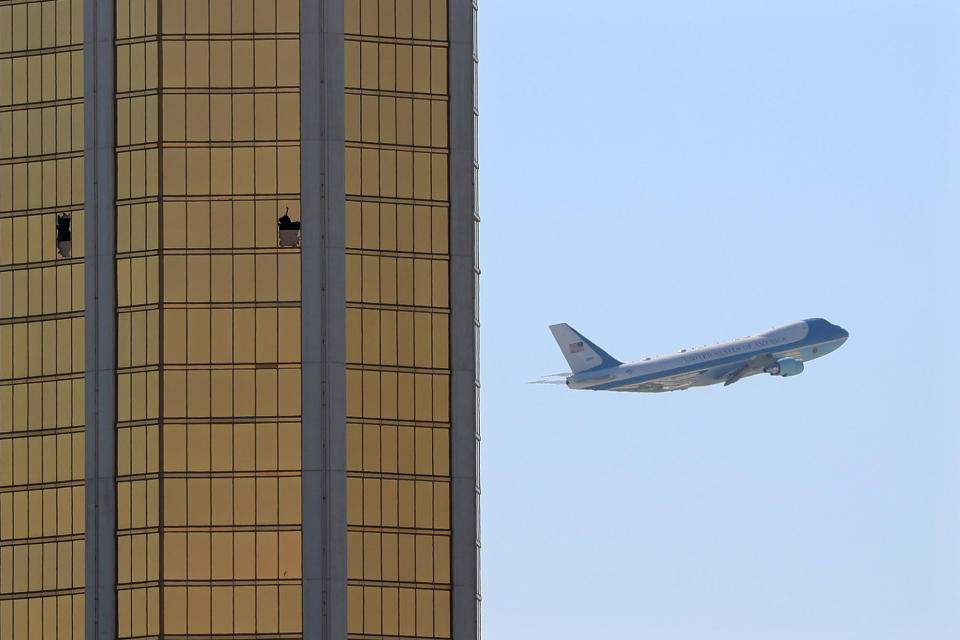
83,0,116,638
301,0,347,637
449,0,481,638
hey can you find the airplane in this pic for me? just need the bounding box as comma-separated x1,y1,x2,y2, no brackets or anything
539,318,849,392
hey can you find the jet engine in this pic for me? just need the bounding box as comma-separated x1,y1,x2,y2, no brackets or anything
764,357,804,377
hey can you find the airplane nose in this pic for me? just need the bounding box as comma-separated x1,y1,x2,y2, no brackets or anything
835,325,849,340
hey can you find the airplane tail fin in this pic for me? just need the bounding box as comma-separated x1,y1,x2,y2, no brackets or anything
548,324,622,374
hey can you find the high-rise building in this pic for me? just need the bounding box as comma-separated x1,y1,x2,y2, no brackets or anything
0,1,480,638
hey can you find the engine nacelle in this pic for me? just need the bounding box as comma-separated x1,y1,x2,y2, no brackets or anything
764,357,804,377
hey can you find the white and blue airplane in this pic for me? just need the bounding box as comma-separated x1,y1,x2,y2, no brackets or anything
542,319,849,392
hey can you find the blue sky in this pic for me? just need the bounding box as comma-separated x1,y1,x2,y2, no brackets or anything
478,1,959,638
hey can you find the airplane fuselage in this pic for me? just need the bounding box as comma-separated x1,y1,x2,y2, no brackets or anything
565,319,848,392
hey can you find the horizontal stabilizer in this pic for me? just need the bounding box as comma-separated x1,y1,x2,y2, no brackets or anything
529,372,571,385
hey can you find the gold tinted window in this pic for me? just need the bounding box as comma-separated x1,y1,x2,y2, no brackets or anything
0,1,86,637
345,0,452,636
113,0,302,636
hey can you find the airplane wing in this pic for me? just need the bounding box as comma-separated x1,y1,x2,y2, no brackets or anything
722,354,774,386
615,369,707,392
723,362,751,386
614,381,668,393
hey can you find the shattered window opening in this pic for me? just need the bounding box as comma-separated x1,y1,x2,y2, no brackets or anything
278,206,301,247
56,213,72,258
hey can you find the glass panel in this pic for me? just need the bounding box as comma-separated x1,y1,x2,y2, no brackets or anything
0,1,85,636
112,1,303,636
345,0,453,636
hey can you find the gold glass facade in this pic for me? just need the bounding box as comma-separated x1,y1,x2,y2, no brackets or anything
0,0,87,638
344,1,453,637
113,0,302,636
1,1,474,637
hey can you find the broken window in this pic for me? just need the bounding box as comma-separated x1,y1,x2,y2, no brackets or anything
56,214,72,258
277,208,301,247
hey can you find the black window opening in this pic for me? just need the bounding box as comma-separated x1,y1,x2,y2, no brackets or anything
278,207,301,248
56,214,72,258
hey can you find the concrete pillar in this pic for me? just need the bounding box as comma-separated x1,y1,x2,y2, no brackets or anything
83,0,117,638
301,0,347,637
448,1,481,638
